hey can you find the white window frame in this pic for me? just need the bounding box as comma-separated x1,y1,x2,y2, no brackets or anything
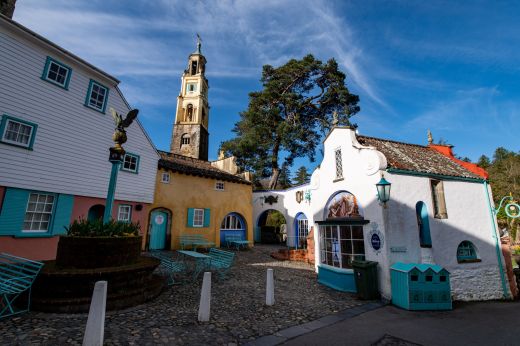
43,58,71,88
221,214,243,230
319,225,365,269
86,79,109,112
121,153,139,173
23,193,55,232
334,148,343,180
117,205,132,223
193,208,204,227
161,172,170,183
186,82,197,93
215,181,225,191
1,118,35,148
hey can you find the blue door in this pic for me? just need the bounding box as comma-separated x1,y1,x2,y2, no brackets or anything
150,210,168,250
416,202,432,247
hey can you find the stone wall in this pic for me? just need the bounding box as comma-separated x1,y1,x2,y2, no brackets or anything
450,266,504,301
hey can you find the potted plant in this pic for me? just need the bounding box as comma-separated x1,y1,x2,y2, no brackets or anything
55,218,142,269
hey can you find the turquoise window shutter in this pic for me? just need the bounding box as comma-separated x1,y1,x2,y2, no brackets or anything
51,194,74,235
0,188,30,236
187,208,194,227
203,208,210,227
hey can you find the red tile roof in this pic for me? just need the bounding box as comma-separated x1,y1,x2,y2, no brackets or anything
357,136,482,180
158,151,252,185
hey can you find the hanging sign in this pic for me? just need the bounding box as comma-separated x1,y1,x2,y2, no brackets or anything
506,203,520,218
368,222,384,254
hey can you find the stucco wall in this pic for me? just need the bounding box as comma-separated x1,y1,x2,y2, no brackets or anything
252,127,508,301
148,169,253,249
0,236,58,260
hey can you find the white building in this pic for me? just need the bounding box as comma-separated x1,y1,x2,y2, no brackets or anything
0,14,158,259
253,126,511,301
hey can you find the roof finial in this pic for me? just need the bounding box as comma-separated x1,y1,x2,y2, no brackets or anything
195,33,202,54
427,129,433,145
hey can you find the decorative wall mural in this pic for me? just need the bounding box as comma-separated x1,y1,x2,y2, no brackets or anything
326,191,361,218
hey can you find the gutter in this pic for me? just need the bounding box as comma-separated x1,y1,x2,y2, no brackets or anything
483,181,510,299
387,168,485,183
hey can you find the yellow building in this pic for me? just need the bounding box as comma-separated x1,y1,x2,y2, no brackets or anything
144,38,253,250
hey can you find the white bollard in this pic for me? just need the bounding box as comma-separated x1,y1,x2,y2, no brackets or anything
266,268,275,306
83,281,107,346
198,272,212,322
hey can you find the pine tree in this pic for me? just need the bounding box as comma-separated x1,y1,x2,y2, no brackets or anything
293,166,310,185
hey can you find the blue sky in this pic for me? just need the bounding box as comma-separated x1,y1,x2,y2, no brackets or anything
14,0,520,174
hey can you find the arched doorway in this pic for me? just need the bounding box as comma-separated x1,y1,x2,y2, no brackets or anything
149,209,171,250
257,209,286,244
87,204,105,221
416,201,432,247
294,212,309,249
220,213,247,247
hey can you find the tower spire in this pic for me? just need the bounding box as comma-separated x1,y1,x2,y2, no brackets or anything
195,33,202,54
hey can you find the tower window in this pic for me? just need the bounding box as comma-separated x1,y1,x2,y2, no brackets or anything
186,83,197,93
181,134,190,145
185,104,193,122
202,108,206,123
191,61,198,75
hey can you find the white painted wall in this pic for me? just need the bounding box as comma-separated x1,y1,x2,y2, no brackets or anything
0,19,158,203
253,126,508,301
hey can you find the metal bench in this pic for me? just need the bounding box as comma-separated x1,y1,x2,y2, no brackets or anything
207,248,235,279
179,234,215,250
148,251,187,285
225,235,252,250
0,253,44,319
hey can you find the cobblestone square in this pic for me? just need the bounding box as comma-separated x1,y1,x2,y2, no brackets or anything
0,245,362,345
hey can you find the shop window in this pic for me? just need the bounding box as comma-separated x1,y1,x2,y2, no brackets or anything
319,224,365,269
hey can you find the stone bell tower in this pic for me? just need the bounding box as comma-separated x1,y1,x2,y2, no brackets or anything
170,35,209,160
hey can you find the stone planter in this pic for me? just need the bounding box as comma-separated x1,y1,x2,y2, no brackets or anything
55,236,142,269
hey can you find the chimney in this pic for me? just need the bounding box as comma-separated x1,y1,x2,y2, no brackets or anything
0,0,16,19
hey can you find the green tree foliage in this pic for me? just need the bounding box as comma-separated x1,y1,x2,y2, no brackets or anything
277,164,292,189
482,147,520,239
293,166,311,185
265,210,286,227
221,54,360,189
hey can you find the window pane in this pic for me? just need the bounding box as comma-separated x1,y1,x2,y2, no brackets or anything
351,226,363,239
339,226,350,239
353,240,365,254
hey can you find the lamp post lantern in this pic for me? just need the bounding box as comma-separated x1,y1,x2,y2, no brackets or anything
102,108,139,223
376,173,391,207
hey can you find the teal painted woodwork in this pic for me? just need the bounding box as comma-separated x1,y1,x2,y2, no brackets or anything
103,161,121,223
150,210,168,250
203,208,210,227
317,265,357,292
84,79,109,114
0,188,30,235
187,208,194,227
120,152,140,174
416,202,432,247
41,56,72,90
390,262,452,310
51,194,74,235
0,114,38,150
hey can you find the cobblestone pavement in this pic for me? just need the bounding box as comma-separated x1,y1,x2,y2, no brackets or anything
0,245,363,345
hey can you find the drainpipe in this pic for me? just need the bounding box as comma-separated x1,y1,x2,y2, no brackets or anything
484,181,510,299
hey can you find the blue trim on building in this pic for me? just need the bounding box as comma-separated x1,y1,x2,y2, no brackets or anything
317,265,357,293
84,79,109,114
0,114,38,150
41,56,72,90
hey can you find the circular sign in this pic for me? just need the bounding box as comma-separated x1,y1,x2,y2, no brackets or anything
154,215,165,225
371,233,381,251
506,203,520,218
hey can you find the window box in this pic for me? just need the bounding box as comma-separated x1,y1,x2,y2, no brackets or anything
41,56,72,89
0,115,38,150
121,153,140,173
85,79,109,113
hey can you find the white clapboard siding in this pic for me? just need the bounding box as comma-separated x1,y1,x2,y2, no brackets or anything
0,22,158,203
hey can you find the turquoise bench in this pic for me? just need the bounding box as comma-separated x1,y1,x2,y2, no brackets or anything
208,248,235,279
179,234,215,250
225,235,251,250
149,251,187,285
0,253,44,319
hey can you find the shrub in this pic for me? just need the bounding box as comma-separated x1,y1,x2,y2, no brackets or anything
512,245,520,255
65,218,140,237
